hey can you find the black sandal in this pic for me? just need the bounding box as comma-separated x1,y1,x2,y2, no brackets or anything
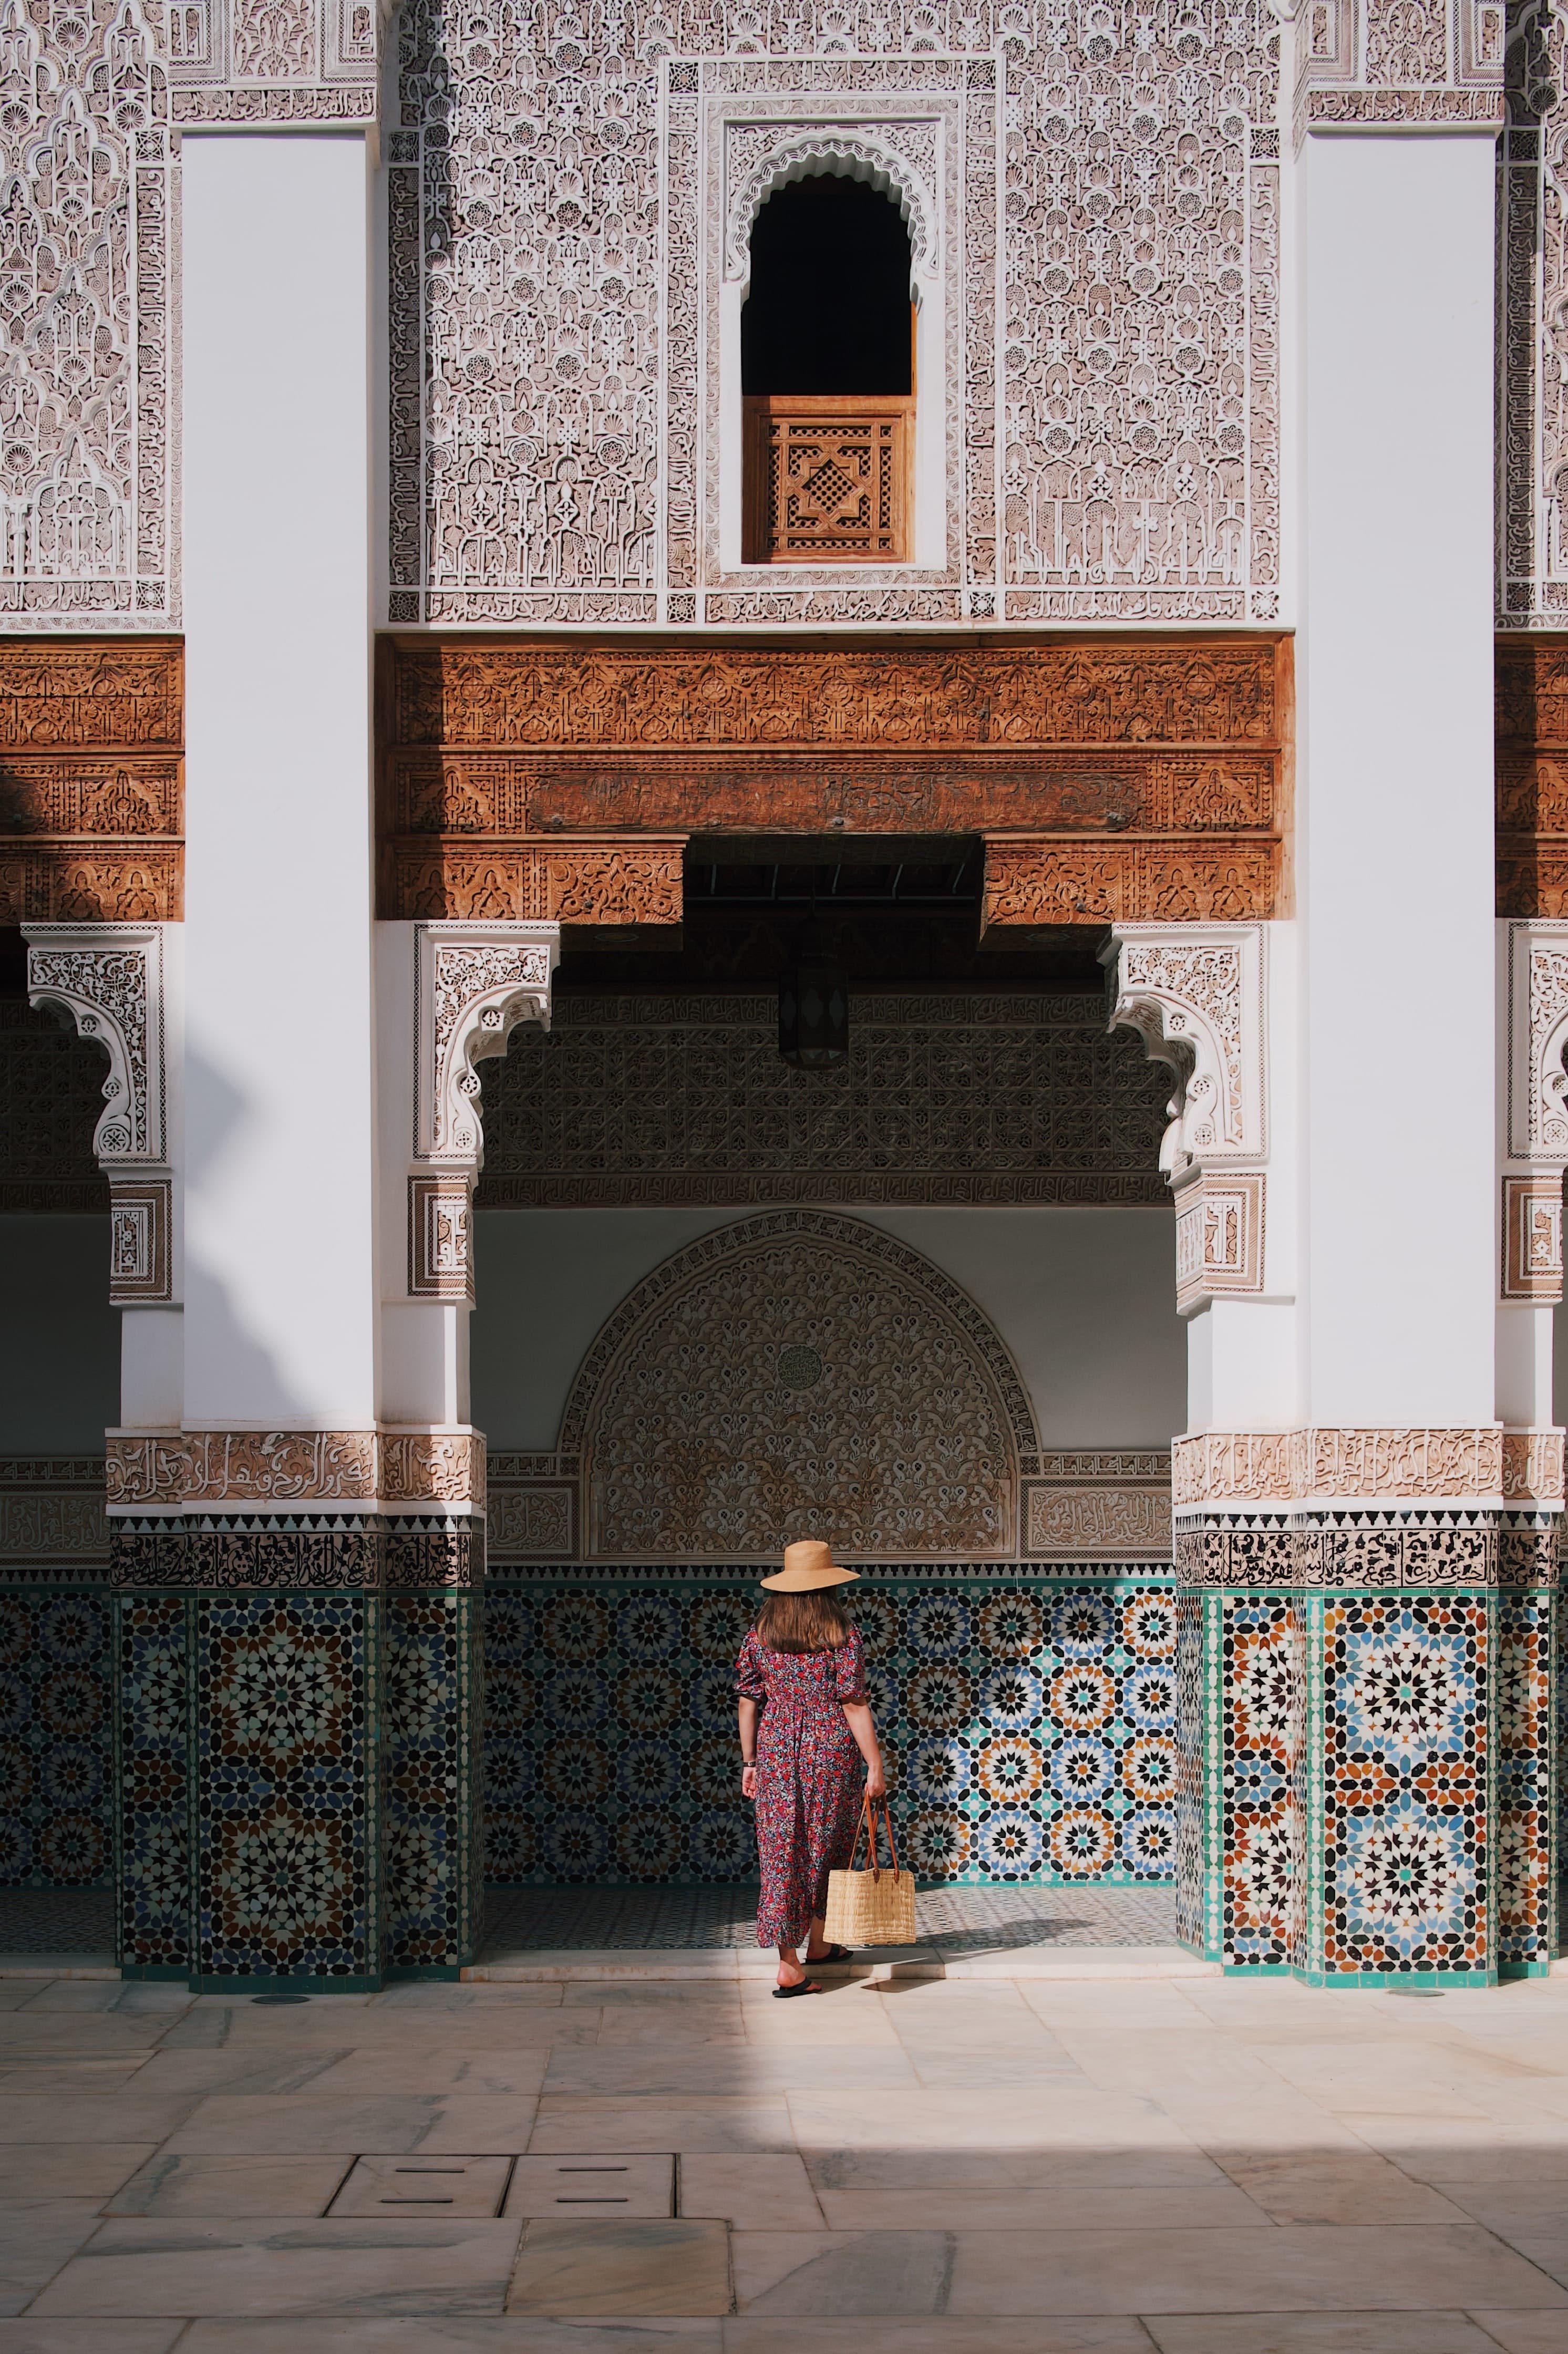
772,1977,822,1998
804,1943,852,1964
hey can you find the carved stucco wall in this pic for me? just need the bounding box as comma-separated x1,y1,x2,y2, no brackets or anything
0,0,1551,633
1502,4,1568,629
388,0,1284,627
562,1210,1039,1561
0,0,173,629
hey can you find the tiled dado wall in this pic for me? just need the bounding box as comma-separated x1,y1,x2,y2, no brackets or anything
1177,1581,1557,1984
482,1569,1180,1887
0,1460,112,1889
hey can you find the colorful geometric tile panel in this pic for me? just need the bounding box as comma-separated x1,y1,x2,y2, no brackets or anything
0,1586,112,1889
483,1574,1178,1886
1173,1589,1211,1954
1221,1595,1305,1969
1498,1589,1554,1970
385,1591,481,1973
1323,1595,1488,1976
194,1592,380,1981
117,1591,190,1970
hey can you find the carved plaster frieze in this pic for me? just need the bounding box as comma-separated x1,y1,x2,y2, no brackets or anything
1502,1428,1566,1504
1293,0,1503,139
1105,923,1267,1180
0,1454,109,1581
1022,1484,1172,1562
24,922,168,1166
412,921,558,1168
167,0,393,127
106,1428,485,1510
380,1430,486,1511
1173,1426,1507,1510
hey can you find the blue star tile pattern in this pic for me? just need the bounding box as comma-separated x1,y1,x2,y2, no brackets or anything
0,1587,112,1891
483,1571,1177,1887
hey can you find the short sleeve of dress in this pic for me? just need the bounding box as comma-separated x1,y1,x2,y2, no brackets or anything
832,1627,867,1701
735,1630,767,1702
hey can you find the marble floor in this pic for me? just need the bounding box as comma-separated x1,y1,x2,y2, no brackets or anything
2,1968,1568,2349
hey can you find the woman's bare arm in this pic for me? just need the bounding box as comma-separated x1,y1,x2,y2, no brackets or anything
738,1696,759,1800
841,1699,885,1799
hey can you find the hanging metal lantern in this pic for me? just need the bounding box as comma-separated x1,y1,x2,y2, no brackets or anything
778,924,848,1067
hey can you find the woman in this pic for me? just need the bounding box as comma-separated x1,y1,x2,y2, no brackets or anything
736,1539,888,1997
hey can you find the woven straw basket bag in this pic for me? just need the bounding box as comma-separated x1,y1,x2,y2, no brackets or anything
823,1795,917,1947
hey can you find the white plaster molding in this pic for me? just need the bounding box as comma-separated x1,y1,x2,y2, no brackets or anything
412,921,559,1168
1507,919,1568,1162
1105,923,1267,1179
24,922,168,1168
724,129,939,284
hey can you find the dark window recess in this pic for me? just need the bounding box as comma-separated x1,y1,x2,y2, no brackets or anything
742,175,913,396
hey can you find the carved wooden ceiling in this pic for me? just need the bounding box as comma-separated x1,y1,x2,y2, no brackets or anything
376,634,1290,934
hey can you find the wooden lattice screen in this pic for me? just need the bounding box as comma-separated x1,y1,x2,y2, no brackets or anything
742,396,913,563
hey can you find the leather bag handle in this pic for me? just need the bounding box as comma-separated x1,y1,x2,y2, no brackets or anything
848,1791,901,1881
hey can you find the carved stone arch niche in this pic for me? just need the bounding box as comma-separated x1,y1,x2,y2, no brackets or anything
559,1209,1037,1563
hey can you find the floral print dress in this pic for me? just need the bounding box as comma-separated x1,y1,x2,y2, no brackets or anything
737,1626,868,1946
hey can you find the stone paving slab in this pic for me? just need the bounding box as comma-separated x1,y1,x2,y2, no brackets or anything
0,1971,1566,2341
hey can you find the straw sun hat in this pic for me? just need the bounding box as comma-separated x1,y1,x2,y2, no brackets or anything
760,1540,861,1592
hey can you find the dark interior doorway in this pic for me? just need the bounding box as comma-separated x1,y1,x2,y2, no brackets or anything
742,175,914,396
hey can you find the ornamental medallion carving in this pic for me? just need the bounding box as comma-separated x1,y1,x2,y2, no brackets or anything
561,1210,1037,1563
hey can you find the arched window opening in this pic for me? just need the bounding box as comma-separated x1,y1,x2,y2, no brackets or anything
741,174,915,564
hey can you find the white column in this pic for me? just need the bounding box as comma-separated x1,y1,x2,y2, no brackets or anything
180,130,378,1431
1298,129,1498,1433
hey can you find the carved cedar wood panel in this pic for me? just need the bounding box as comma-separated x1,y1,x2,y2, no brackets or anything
0,639,182,922
562,1210,1037,1561
378,636,1286,925
1498,637,1568,914
388,0,1282,627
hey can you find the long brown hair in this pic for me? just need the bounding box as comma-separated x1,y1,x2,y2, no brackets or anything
756,1589,852,1654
